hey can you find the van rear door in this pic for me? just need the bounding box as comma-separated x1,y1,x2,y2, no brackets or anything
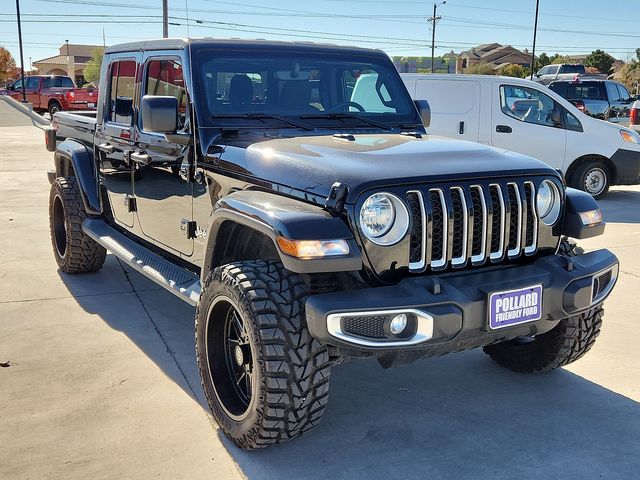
412,78,481,142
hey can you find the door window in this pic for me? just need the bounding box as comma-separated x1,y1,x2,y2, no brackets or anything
500,85,560,127
25,77,39,89
107,60,136,124
616,83,631,102
547,65,559,75
143,59,187,129
606,82,621,102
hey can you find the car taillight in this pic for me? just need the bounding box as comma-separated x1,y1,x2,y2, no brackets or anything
67,91,75,100
631,108,639,125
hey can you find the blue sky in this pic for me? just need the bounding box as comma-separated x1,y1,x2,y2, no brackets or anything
2,0,640,68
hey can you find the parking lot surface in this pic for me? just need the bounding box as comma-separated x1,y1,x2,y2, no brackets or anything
1,103,639,479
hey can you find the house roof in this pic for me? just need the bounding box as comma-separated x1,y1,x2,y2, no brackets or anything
459,43,530,65
33,54,92,66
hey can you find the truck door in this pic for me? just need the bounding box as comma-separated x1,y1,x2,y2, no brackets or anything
131,55,194,256
95,56,140,228
491,83,566,169
24,77,40,108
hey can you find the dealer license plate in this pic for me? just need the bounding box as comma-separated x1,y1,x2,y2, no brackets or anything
87,102,95,108
488,284,543,330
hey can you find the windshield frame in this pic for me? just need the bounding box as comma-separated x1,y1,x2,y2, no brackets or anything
190,44,421,130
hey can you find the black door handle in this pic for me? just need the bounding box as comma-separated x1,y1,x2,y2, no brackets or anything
496,125,512,133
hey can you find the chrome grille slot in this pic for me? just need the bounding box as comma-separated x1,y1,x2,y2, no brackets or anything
450,187,468,266
429,189,447,269
506,183,522,258
489,184,505,261
470,186,487,264
524,182,538,254
406,180,540,272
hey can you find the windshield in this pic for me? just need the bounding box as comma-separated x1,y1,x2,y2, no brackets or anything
194,49,418,128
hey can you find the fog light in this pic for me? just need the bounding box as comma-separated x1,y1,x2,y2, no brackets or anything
389,313,408,335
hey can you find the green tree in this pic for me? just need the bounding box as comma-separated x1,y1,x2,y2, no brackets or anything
498,63,527,78
584,49,616,74
617,61,640,95
534,52,551,72
550,54,571,64
462,62,496,75
0,46,17,84
636,47,640,62
83,48,104,84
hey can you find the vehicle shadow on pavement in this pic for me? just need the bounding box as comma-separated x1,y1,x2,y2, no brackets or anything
60,259,640,480
599,189,640,224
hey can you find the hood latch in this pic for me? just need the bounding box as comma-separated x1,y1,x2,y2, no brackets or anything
325,182,349,214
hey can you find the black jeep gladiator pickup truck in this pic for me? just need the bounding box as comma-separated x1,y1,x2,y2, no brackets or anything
46,38,619,449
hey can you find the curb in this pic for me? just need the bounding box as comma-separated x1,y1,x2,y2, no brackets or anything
0,95,51,129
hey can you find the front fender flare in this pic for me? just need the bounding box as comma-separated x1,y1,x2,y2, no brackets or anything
202,190,362,279
54,139,101,215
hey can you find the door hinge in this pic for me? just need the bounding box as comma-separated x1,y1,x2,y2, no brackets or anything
180,219,197,239
126,195,137,212
325,182,349,214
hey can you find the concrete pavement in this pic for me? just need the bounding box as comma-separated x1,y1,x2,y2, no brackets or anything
1,103,639,479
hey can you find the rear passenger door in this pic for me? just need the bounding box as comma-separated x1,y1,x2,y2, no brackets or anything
608,82,632,125
95,55,140,229
132,54,194,256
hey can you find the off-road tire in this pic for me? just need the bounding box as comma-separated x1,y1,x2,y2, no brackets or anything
49,177,106,273
195,260,331,449
570,160,611,199
483,239,603,373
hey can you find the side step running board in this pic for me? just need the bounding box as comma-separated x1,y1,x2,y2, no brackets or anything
82,218,201,305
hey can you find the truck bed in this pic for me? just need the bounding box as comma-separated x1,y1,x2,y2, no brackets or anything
53,110,97,145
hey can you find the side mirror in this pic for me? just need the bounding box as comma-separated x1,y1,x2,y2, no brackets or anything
140,95,178,133
414,99,431,128
550,108,562,125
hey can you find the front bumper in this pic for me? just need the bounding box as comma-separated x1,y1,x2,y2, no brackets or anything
610,147,640,185
305,249,618,354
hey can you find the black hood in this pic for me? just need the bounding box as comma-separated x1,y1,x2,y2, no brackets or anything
208,132,558,203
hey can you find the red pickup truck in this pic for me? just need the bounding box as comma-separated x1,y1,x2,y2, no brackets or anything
4,75,97,115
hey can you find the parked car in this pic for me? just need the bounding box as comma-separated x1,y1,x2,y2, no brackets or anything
549,79,634,125
5,75,97,115
401,73,640,198
533,64,591,85
630,99,640,132
46,39,618,449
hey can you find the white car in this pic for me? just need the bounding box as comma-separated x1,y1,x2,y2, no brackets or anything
398,74,640,198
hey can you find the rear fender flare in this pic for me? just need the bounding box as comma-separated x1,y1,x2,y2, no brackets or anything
202,190,362,280
54,139,101,215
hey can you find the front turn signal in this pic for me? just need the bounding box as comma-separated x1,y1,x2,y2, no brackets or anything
579,209,603,226
276,237,350,259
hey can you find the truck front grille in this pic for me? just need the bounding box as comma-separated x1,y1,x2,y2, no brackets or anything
407,181,538,272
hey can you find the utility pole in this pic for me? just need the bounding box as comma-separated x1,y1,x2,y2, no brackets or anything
529,0,540,80
15,0,26,103
162,0,168,38
429,1,445,74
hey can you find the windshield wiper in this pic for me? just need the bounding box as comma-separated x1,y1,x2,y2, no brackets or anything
213,113,315,131
298,112,394,131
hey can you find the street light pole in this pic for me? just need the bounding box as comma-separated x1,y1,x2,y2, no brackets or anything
429,1,445,74
162,0,168,38
529,0,540,80
15,0,26,103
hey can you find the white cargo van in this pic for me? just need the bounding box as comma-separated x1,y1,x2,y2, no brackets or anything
399,74,640,198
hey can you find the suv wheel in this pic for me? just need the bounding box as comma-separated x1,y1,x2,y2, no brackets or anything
483,239,603,373
196,260,331,449
49,177,106,273
570,160,610,199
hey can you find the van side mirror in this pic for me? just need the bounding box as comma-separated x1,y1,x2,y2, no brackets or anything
414,99,431,128
140,95,178,133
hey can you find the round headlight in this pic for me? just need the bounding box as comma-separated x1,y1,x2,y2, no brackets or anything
360,194,395,238
536,180,561,225
359,193,409,245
